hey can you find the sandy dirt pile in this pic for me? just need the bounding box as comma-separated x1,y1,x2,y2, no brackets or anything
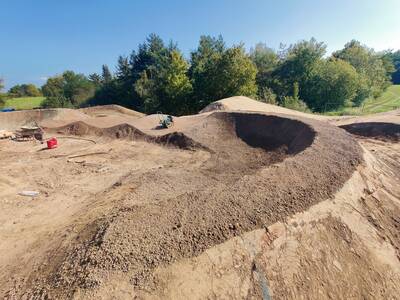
79,105,145,118
200,96,329,120
0,108,89,130
0,100,399,299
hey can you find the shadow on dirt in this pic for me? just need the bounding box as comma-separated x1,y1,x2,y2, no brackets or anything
340,122,400,141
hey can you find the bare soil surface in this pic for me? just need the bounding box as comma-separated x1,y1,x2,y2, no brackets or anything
340,122,400,141
0,99,399,299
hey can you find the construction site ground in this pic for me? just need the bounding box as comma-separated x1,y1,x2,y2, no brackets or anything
0,98,399,299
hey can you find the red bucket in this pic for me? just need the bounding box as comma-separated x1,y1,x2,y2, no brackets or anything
47,137,58,149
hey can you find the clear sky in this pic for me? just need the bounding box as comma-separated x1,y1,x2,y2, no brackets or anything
1,0,399,89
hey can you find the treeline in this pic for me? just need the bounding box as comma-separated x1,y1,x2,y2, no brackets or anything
0,82,42,106
12,35,400,114
8,84,42,98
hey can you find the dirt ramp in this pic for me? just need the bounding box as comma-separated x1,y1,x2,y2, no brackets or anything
151,132,209,151
340,122,400,141
80,105,145,118
50,121,207,151
0,108,88,130
200,96,328,120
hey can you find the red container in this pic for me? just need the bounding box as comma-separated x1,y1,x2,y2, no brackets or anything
47,137,58,149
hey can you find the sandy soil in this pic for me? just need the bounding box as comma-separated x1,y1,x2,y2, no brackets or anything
0,99,399,299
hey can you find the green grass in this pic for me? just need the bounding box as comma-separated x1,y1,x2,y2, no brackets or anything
325,85,400,116
3,96,45,110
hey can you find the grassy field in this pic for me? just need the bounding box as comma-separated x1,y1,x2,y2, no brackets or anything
3,96,45,110
326,85,400,116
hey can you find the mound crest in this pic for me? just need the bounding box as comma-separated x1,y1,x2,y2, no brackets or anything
51,121,208,150
0,108,88,130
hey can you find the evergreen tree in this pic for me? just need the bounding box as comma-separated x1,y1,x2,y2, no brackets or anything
101,65,113,84
88,73,102,87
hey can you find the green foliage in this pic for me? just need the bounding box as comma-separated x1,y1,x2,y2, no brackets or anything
380,51,396,78
41,76,64,97
9,84,41,97
257,87,277,104
393,51,400,84
42,95,73,108
216,46,257,98
333,40,392,98
43,34,398,115
250,43,278,100
281,96,310,112
42,71,95,107
135,49,192,115
280,82,310,112
272,38,327,99
189,35,226,107
88,73,102,87
90,34,256,115
190,37,257,107
101,65,113,84
159,50,193,114
383,50,400,84
302,59,361,111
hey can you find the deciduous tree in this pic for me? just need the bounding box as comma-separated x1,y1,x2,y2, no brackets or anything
250,43,279,100
333,40,391,98
303,58,361,111
42,71,94,107
272,38,327,100
190,36,257,107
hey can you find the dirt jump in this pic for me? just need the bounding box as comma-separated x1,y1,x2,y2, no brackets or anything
1,98,399,299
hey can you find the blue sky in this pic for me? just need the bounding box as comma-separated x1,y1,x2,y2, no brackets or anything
1,0,399,89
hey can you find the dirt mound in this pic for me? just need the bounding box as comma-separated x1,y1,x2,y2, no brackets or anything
49,121,208,151
11,111,363,298
80,105,145,118
340,122,400,141
177,112,316,176
0,108,88,130
200,96,328,120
